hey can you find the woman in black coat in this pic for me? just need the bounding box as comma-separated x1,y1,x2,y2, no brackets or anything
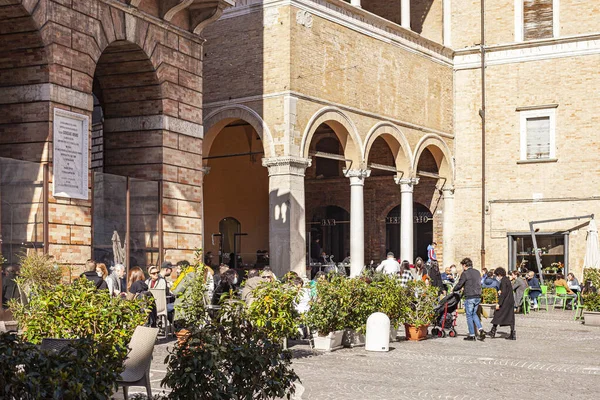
488,267,516,340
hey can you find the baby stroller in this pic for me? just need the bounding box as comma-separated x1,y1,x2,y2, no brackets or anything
431,292,460,338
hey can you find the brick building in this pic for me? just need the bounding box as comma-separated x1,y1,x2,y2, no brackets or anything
1,0,598,282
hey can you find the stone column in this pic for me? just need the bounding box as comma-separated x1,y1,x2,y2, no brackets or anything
351,0,361,8
345,169,371,277
396,177,418,262
443,0,452,46
262,157,312,278
401,0,411,29
442,186,455,267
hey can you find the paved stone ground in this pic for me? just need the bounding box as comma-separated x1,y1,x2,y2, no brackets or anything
116,309,600,399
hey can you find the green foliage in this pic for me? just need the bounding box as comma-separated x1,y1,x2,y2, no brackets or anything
305,274,355,334
0,332,126,399
15,252,62,295
174,252,209,328
402,281,439,328
162,301,299,400
481,288,498,304
583,293,600,312
10,279,148,358
246,279,301,342
583,268,600,290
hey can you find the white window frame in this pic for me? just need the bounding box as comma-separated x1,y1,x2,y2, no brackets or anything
519,107,557,161
515,0,560,42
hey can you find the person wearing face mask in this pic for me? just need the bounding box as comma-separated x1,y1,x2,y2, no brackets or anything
212,268,239,305
96,263,109,280
80,259,108,290
106,264,126,297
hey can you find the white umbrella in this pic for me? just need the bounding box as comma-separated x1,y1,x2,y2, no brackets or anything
583,219,600,269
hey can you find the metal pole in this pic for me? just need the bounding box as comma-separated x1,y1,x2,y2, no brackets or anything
529,222,543,284
43,163,49,254
480,0,487,270
125,177,130,276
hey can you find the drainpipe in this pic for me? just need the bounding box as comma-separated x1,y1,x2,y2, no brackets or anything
479,0,487,269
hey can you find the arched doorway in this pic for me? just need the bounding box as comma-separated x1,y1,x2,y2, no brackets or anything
203,119,269,269
385,203,433,262
219,217,241,267
309,205,350,263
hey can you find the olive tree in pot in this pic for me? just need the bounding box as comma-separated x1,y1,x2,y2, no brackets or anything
305,274,352,351
402,281,438,341
480,288,499,318
582,293,600,327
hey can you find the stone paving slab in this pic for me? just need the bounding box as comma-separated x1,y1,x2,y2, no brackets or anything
115,310,600,399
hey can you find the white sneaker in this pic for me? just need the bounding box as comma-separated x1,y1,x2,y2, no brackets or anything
533,304,539,310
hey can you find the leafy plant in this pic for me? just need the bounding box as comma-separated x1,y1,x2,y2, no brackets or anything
10,279,148,356
15,252,62,296
246,279,301,342
0,332,127,399
305,274,355,335
173,252,209,328
583,293,600,312
481,288,498,304
401,281,438,328
163,301,299,400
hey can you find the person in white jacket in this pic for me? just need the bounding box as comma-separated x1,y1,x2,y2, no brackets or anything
376,252,401,275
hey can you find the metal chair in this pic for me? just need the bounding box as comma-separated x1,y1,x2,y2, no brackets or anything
522,288,531,315
149,289,172,338
574,292,585,320
117,326,158,400
538,285,551,311
553,286,570,310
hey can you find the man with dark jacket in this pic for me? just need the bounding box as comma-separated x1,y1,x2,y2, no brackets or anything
453,258,486,341
2,266,20,309
80,259,108,290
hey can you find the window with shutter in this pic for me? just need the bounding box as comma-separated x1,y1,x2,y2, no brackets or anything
523,0,553,40
526,117,550,159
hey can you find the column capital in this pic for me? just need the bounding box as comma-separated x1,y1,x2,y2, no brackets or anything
344,169,371,185
442,186,455,198
394,177,419,189
262,156,312,177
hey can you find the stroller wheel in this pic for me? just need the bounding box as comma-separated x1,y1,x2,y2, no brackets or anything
431,328,439,336
438,330,446,338
449,329,456,338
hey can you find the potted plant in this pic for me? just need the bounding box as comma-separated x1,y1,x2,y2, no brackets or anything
480,288,498,318
402,281,438,341
305,275,351,351
582,293,600,327
342,277,371,347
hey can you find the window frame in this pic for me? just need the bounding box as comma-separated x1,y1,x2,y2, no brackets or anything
515,0,560,42
519,107,557,162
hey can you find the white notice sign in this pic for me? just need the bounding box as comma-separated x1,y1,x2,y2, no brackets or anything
53,108,89,200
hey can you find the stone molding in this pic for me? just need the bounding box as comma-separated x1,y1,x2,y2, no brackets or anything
103,115,203,138
222,0,453,66
395,177,419,192
442,186,455,198
344,169,371,185
0,83,93,111
262,156,312,177
454,34,600,70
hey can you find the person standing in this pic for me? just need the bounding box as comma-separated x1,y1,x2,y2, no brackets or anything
453,258,486,341
427,241,437,264
106,264,125,298
488,267,516,340
376,252,401,275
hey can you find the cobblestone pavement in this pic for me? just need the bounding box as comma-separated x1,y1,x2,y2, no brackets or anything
117,310,600,399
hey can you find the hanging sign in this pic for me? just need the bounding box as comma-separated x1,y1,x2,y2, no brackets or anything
53,108,89,200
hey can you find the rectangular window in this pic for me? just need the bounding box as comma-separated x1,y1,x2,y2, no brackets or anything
524,0,553,40
519,107,556,161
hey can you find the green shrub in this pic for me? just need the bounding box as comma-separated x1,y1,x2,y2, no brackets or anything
173,255,209,328
583,268,600,290
583,293,600,312
0,332,126,399
305,274,355,334
402,281,439,328
481,288,498,304
10,279,148,356
15,252,62,295
163,301,299,400
246,279,300,342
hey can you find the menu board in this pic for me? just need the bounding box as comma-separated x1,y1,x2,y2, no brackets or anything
53,108,89,200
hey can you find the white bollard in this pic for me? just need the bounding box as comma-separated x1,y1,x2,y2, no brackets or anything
365,312,390,352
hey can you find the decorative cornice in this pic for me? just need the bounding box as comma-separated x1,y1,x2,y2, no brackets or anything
344,169,371,179
395,177,419,186
262,156,312,177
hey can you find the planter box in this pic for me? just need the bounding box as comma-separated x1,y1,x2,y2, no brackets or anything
584,311,600,327
404,324,429,341
343,329,365,348
313,330,344,351
480,304,496,319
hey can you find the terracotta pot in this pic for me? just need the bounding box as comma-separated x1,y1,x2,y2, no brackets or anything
404,324,429,341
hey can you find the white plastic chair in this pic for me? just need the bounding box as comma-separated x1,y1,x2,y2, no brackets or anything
149,288,172,338
117,325,158,400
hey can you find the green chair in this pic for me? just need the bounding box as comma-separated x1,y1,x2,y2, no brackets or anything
538,285,550,311
553,286,569,310
574,292,585,320
522,288,531,315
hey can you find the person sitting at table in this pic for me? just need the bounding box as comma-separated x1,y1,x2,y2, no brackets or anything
212,269,239,306
554,273,577,309
441,267,455,284
582,279,598,295
526,271,542,310
482,270,500,290
567,273,581,294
